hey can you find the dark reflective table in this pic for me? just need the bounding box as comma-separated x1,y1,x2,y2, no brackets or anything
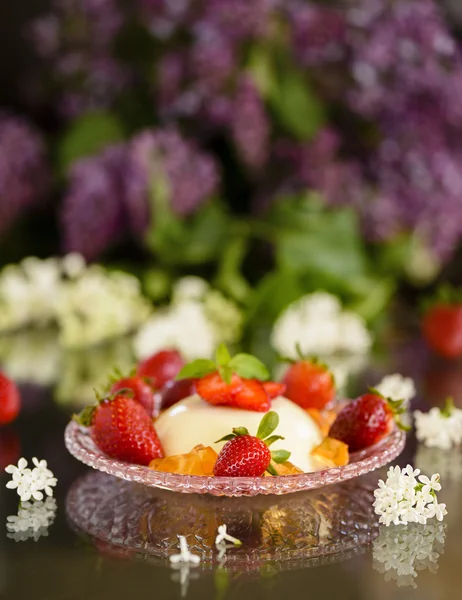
1,334,462,600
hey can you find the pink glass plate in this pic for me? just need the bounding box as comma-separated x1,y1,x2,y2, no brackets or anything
65,420,405,497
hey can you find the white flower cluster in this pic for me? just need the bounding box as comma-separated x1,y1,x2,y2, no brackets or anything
5,458,57,503
134,277,242,361
373,465,447,526
271,292,372,358
6,497,57,542
414,401,462,450
0,254,152,349
373,521,446,588
375,374,416,407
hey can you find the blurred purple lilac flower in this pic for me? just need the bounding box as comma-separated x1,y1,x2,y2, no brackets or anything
231,76,270,171
61,144,130,260
127,128,220,232
29,0,129,117
0,112,49,235
199,0,275,42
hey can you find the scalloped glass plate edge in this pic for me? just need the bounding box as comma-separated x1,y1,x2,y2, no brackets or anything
64,420,406,496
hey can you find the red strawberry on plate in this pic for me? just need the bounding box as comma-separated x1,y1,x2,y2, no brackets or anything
329,390,407,452
157,378,196,413
137,349,185,389
214,411,290,477
0,371,20,425
423,301,462,359
177,344,272,412
76,392,164,465
110,376,154,416
282,358,335,410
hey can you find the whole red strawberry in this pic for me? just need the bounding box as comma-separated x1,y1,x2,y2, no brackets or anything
423,303,462,359
0,372,20,425
158,378,195,412
137,349,185,389
110,376,154,416
282,359,335,409
329,391,404,451
213,411,290,477
76,393,164,465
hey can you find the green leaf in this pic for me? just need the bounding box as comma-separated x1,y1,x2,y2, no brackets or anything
229,354,269,381
176,360,216,380
219,365,233,385
271,449,291,464
441,397,455,418
232,427,250,437
73,404,97,427
256,411,279,440
58,111,125,173
214,434,237,443
264,435,285,447
215,343,231,367
266,463,278,476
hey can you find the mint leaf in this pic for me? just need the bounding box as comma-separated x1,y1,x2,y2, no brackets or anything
271,449,291,464
256,411,279,440
229,354,269,381
219,364,233,385
216,343,231,367
176,360,216,380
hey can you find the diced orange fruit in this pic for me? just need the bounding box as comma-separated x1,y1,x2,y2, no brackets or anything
149,444,218,476
307,409,337,437
264,461,304,476
311,437,349,468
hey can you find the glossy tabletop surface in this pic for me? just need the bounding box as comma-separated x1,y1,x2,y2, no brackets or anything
1,333,462,600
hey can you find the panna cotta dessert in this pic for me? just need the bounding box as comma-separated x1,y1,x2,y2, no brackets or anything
155,394,324,473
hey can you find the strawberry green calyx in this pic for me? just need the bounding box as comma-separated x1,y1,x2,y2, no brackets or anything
73,387,134,427
422,284,462,313
214,411,291,473
368,387,411,432
176,343,270,384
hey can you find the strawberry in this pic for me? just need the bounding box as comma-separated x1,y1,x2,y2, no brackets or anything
76,393,164,466
329,390,406,451
423,304,462,359
282,359,335,410
262,381,286,399
110,376,154,416
213,411,290,477
177,344,272,412
158,378,196,412
137,349,185,389
0,372,20,425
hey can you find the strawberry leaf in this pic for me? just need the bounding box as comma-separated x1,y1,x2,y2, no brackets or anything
176,359,216,380
256,411,279,440
266,463,278,476
73,404,96,427
229,354,269,381
215,343,231,367
441,397,455,418
264,434,285,447
271,449,291,464
215,433,237,443
232,426,250,436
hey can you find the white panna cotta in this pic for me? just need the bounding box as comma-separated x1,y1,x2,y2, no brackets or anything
155,395,323,473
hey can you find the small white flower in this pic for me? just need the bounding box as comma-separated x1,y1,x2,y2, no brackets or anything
374,465,446,526
169,536,201,565
375,374,416,407
215,524,242,548
5,457,57,502
6,497,57,542
414,400,462,449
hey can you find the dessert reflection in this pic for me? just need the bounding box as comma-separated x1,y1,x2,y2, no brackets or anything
66,471,378,575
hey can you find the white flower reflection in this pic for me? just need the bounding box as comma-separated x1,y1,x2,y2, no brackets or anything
6,497,57,542
373,521,446,588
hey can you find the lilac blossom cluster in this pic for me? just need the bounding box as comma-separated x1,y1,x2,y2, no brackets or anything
60,128,220,260
0,112,49,234
28,0,129,117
